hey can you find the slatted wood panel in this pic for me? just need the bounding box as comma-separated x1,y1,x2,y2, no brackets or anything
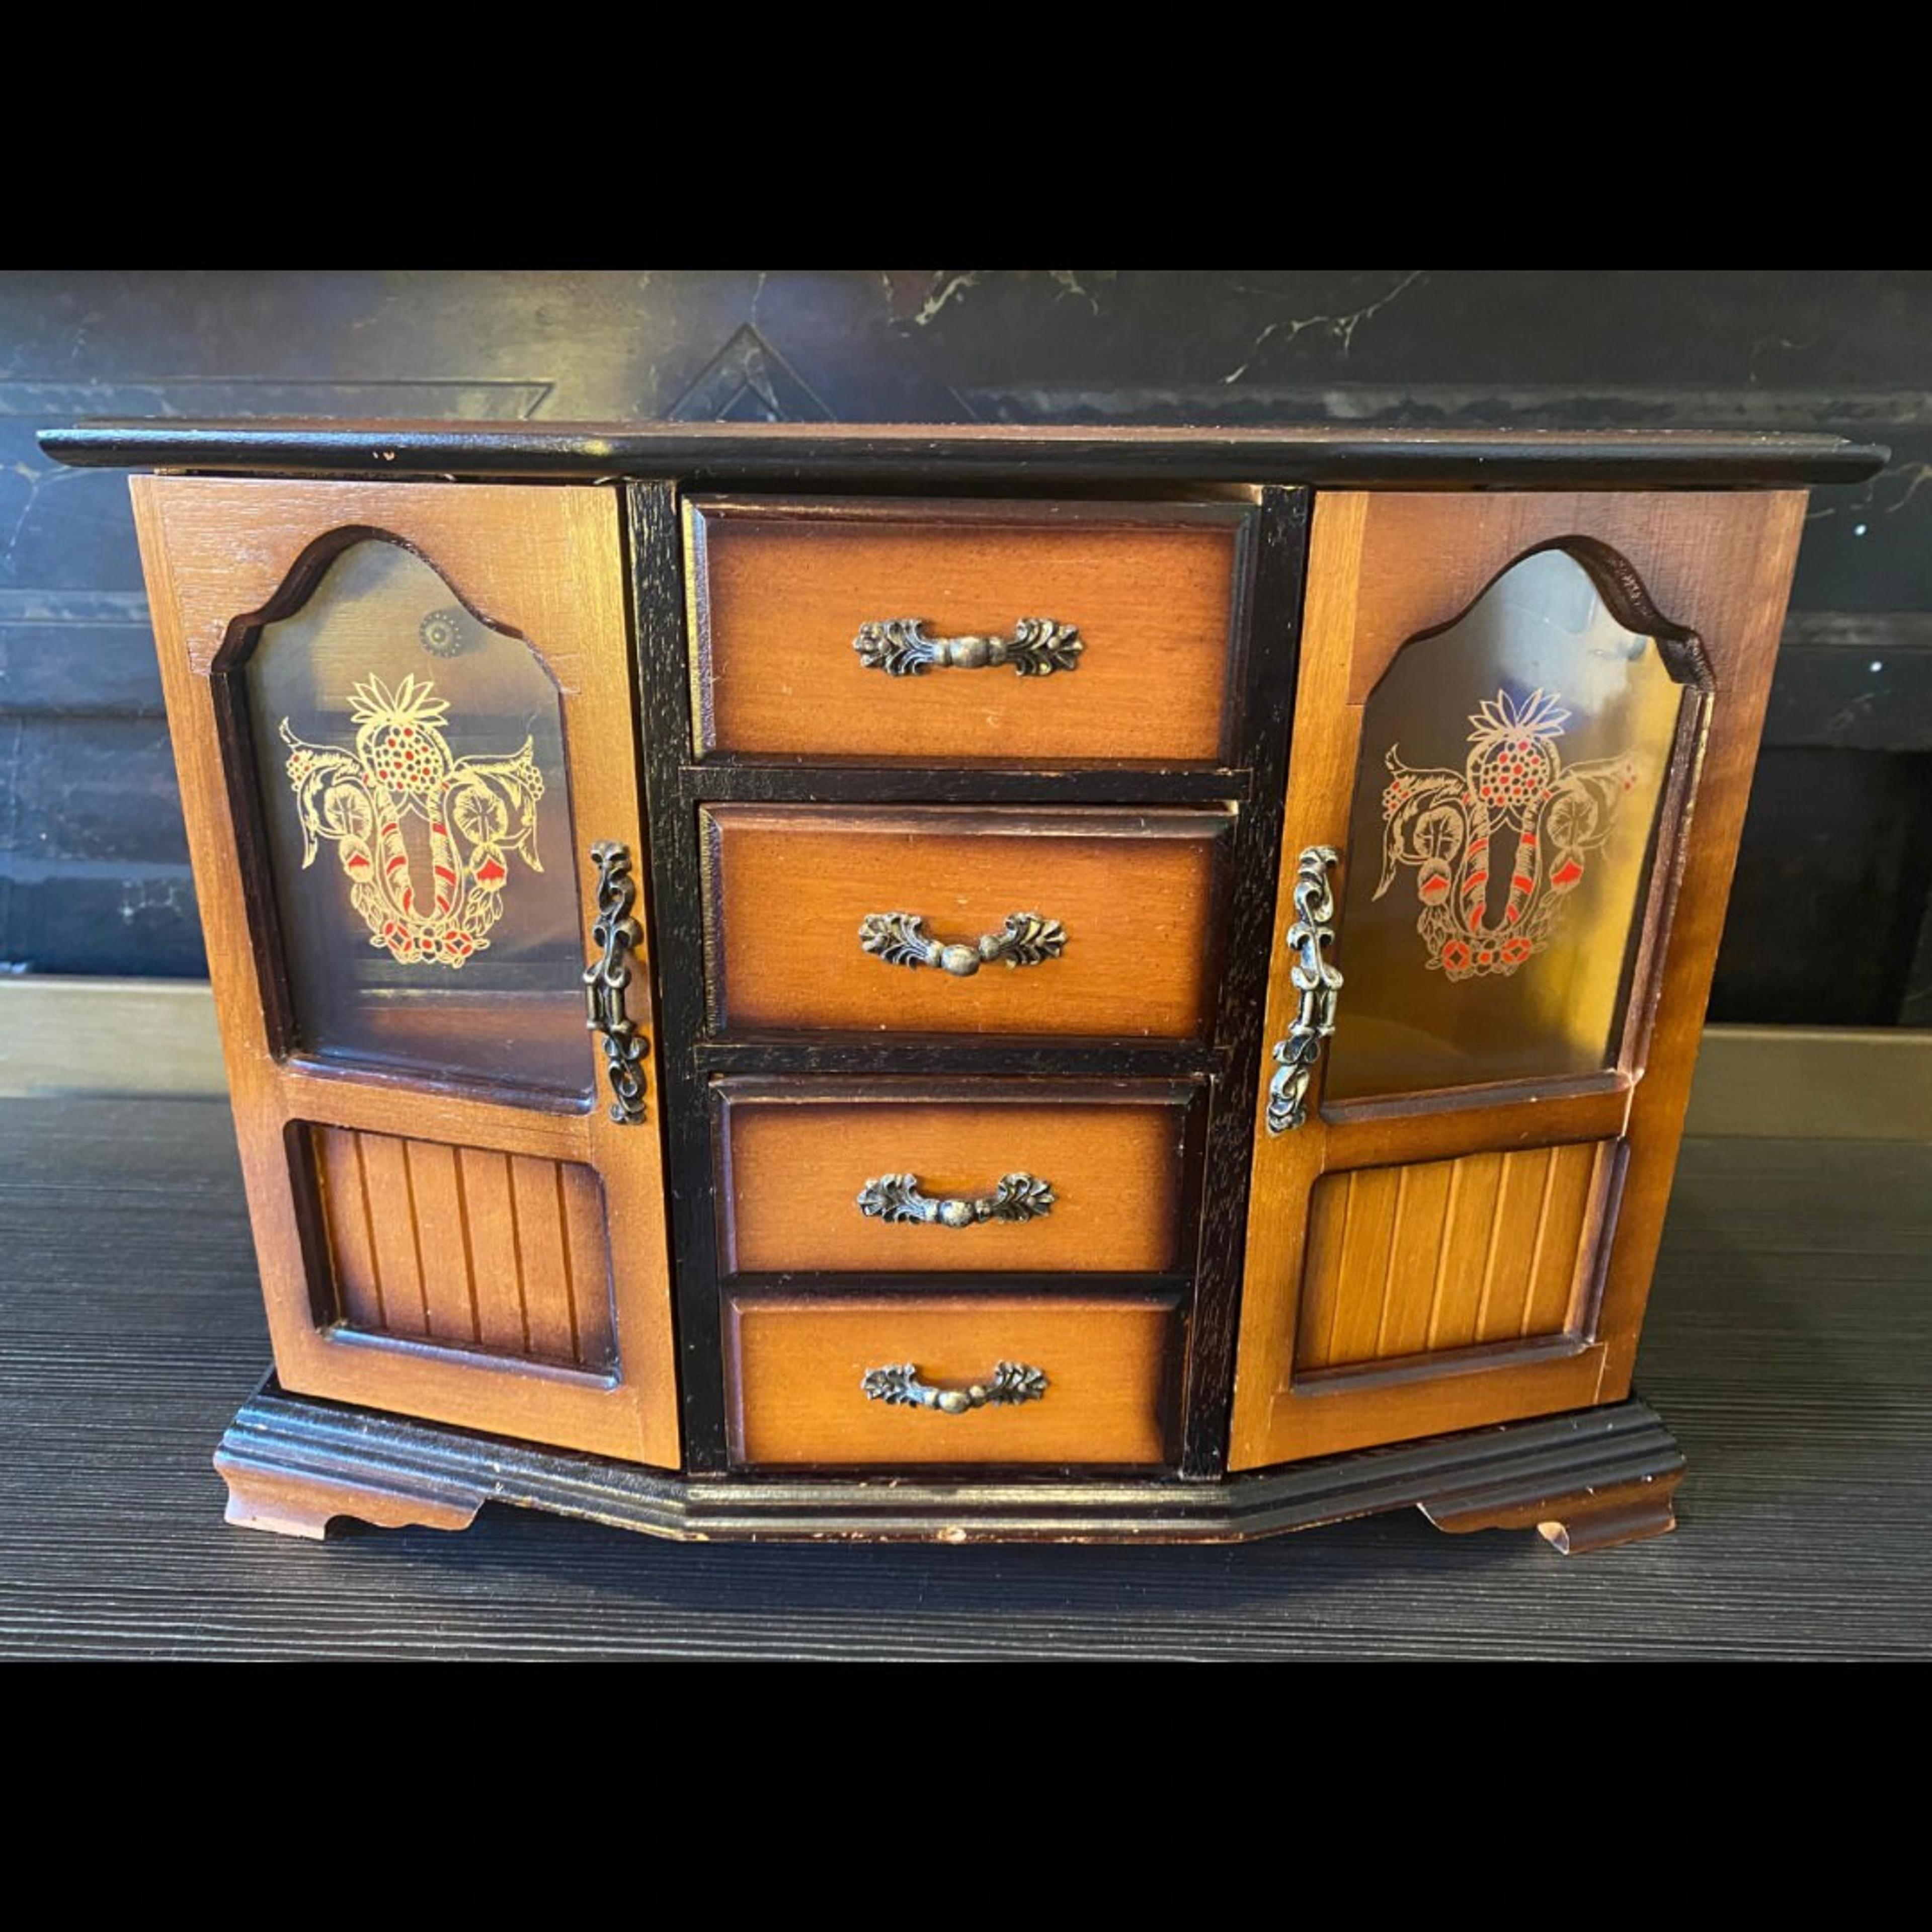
1294,1143,1613,1374
311,1126,615,1372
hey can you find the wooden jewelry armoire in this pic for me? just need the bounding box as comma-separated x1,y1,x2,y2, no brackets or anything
40,420,1885,1553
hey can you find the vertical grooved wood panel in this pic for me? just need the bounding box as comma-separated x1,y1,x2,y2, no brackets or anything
1380,1159,1455,1358
317,1125,384,1331
1294,1142,1613,1374
309,1127,616,1372
1289,1165,1351,1369
510,1155,574,1364
1325,1171,1400,1367
1428,1152,1503,1349
559,1165,615,1369
1481,1150,1552,1339
458,1148,527,1357
405,1140,477,1346
1531,1143,1603,1336
356,1133,427,1337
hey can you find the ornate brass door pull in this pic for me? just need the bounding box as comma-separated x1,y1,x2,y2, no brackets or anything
1266,845,1343,1135
861,1361,1051,1415
854,617,1082,677
584,840,649,1124
859,910,1067,978
857,1171,1056,1227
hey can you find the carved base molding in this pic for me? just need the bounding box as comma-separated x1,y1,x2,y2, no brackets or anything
214,1376,1685,1555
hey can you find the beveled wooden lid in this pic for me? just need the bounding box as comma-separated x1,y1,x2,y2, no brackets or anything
38,420,1889,489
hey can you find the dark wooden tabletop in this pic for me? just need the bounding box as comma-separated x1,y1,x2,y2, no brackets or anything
2,1096,1926,1660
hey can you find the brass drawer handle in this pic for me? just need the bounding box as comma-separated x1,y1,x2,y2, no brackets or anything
859,910,1067,978
855,617,1083,678
862,1361,1050,1415
1266,845,1343,1136
584,840,649,1125
857,1171,1056,1228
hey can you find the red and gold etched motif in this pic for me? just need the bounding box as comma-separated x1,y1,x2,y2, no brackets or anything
279,673,544,969
1376,688,1638,982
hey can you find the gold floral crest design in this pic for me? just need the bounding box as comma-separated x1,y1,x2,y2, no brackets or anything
1375,687,1639,981
279,673,544,969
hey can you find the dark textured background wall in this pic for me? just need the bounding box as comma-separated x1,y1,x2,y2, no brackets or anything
3,268,1927,1024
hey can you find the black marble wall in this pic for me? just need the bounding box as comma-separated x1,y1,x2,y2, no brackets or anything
3,269,1927,1022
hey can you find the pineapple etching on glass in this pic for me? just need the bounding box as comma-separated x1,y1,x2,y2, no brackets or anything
279,672,545,968
1376,688,1640,981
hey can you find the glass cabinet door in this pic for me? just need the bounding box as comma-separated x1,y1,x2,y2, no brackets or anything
1324,544,1694,1103
245,537,590,1096
1232,490,1807,1472
133,478,680,1467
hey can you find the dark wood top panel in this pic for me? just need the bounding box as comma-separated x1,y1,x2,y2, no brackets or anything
38,420,1888,488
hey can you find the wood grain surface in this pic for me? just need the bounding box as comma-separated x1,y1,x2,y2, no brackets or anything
2,1096,1925,1657
716,1078,1195,1276
703,804,1231,1040
0,1105,1924,1661
129,477,681,1465
313,1126,616,1369
687,497,1250,763
724,1293,1179,1468
39,419,1887,487
1232,490,1808,1469
1294,1143,1613,1371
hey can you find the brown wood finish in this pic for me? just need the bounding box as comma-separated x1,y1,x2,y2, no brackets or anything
311,1126,617,1369
687,497,1252,763
1292,1141,1615,1370
1230,489,1808,1470
1421,1470,1682,1554
46,419,1886,489
129,476,680,1466
213,1447,486,1541
725,1294,1180,1468
208,1366,1689,1552
715,1078,1197,1276
702,804,1232,1040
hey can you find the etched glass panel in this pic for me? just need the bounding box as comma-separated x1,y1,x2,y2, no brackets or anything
1323,546,1689,1103
244,539,589,1096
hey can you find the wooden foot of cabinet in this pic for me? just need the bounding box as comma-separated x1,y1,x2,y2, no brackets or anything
214,1443,485,1541
1420,1470,1682,1555
213,1372,1684,1552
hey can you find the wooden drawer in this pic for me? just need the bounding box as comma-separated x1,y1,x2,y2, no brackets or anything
715,1078,1201,1277
687,497,1253,764
725,1294,1180,1467
701,804,1232,1039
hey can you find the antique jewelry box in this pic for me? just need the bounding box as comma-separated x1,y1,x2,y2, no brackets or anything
42,421,1886,1553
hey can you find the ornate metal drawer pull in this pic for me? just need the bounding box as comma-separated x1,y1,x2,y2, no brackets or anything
1266,845,1343,1136
584,840,649,1125
855,617,1082,678
857,1171,1055,1228
859,910,1066,978
862,1361,1050,1415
